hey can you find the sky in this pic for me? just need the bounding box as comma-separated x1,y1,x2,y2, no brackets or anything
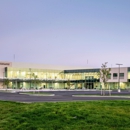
0,0,130,68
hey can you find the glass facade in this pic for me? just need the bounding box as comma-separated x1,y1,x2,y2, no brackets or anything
2,67,129,90
5,67,101,89
64,69,100,89
6,67,65,89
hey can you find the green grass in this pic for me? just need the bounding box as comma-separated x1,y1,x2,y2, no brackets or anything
0,101,130,130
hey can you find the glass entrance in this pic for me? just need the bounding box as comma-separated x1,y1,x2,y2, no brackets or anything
84,82,94,89
84,76,94,89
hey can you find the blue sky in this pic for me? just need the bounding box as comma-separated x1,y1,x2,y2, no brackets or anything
0,0,130,68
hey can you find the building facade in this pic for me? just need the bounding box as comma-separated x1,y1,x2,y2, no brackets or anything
0,61,130,90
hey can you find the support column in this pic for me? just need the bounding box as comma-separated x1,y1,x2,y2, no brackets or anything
15,81,17,89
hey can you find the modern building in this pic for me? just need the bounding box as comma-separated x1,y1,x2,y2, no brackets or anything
0,61,130,90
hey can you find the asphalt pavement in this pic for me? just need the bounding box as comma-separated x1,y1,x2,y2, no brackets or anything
0,90,130,102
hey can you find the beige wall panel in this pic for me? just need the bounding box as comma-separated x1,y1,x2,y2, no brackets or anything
0,82,3,89
0,61,12,78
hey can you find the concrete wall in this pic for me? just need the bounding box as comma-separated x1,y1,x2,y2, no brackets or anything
0,61,12,88
0,61,12,78
0,82,3,89
108,67,128,82
100,67,128,83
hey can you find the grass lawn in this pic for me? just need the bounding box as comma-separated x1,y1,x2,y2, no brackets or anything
0,101,130,130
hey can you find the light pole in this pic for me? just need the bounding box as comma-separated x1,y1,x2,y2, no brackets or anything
29,68,31,89
3,71,5,78
116,63,123,92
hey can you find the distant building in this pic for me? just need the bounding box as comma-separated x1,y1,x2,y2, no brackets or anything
0,61,129,90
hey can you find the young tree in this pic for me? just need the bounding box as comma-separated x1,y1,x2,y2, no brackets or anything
32,73,40,90
98,62,111,95
3,78,10,90
67,80,71,89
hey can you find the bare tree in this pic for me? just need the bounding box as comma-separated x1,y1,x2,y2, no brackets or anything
98,62,111,95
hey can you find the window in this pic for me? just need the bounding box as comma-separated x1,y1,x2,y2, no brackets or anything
120,73,124,79
113,73,118,79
